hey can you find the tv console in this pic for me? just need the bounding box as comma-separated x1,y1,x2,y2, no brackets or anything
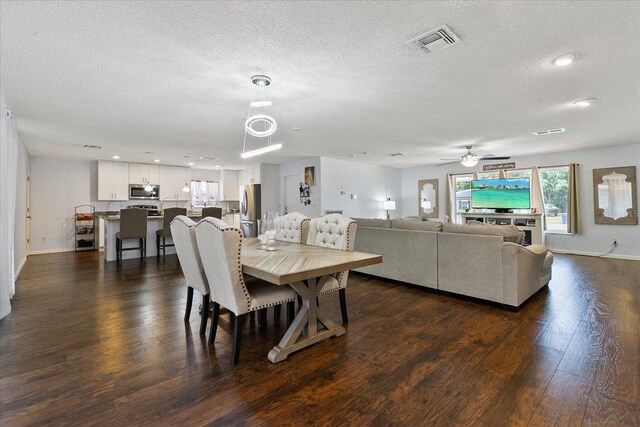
460,212,545,245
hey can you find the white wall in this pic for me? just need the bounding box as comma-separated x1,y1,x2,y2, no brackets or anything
279,157,322,218
321,157,402,219
260,164,280,214
14,141,29,275
29,157,95,253
401,143,640,259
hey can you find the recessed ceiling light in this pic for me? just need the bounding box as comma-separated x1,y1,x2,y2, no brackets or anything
153,159,160,163
187,162,194,166
214,165,220,168
573,98,596,107
112,155,120,159
553,53,577,67
293,127,301,131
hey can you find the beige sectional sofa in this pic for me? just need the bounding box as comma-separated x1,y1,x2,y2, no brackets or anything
353,218,553,309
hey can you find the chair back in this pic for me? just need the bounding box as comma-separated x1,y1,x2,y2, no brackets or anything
274,212,310,243
195,217,251,315
162,207,186,236
308,214,357,289
119,208,148,239
307,214,357,251
201,207,223,219
170,216,209,295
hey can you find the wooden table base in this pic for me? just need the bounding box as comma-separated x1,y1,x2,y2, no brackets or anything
268,278,346,363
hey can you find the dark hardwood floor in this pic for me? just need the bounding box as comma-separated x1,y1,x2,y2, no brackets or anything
0,251,638,426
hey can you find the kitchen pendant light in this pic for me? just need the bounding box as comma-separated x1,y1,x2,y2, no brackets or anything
182,157,191,193
241,74,281,158
144,152,153,191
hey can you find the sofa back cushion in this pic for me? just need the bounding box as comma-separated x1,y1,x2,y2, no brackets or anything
392,219,443,232
353,218,391,228
442,222,524,244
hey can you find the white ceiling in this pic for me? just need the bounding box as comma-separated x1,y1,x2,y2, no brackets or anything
1,1,639,170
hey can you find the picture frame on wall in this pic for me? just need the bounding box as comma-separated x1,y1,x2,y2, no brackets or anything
305,166,315,186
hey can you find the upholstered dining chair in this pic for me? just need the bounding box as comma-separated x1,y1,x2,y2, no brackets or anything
201,207,223,219
170,215,211,336
157,207,187,259
116,208,148,262
306,213,357,324
195,217,297,364
274,212,310,244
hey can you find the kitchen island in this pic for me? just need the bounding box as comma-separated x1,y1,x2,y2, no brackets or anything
97,213,201,262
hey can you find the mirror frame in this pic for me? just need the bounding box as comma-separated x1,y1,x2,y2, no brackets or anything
418,179,439,218
593,166,638,225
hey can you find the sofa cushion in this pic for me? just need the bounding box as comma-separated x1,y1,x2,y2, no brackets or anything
353,218,391,228
442,222,524,244
392,219,443,232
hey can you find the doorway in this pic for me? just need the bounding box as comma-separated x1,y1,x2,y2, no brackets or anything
284,174,300,215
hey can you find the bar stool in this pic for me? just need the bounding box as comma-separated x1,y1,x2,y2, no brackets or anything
116,208,148,262
156,207,186,258
201,207,222,219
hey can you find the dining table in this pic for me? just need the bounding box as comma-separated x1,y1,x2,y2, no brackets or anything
241,238,383,363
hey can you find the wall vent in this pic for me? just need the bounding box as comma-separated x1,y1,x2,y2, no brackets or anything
533,128,566,136
82,144,103,149
406,25,461,54
325,210,343,215
388,152,406,157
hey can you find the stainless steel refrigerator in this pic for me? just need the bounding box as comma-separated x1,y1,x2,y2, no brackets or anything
240,184,261,237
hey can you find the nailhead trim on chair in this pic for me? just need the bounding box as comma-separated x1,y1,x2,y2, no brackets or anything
207,219,252,312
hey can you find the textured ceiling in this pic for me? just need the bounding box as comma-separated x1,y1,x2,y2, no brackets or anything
1,1,639,169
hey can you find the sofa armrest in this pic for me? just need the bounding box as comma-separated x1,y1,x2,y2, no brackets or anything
501,243,548,307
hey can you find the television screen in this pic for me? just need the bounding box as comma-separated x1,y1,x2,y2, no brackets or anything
471,178,531,209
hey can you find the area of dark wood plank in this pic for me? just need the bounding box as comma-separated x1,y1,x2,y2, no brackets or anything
0,251,638,425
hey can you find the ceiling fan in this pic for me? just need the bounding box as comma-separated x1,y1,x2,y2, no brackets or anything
437,145,510,167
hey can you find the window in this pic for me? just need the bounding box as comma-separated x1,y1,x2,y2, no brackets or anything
506,169,532,179
454,174,473,224
477,171,500,180
191,180,219,207
539,166,569,233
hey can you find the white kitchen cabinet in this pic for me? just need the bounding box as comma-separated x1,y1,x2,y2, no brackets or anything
98,161,129,201
159,166,192,201
129,163,159,185
220,170,239,201
246,165,261,184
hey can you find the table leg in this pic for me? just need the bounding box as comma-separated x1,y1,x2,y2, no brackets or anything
268,277,346,363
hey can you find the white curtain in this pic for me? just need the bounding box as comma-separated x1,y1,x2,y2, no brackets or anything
1,97,20,319
601,173,632,220
530,166,546,229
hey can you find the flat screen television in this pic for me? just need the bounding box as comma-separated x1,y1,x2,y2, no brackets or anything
471,178,530,212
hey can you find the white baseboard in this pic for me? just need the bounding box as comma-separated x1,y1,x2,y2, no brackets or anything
15,256,27,279
548,248,640,261
28,248,75,255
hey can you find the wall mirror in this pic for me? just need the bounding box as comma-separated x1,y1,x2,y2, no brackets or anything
593,166,638,225
418,179,438,218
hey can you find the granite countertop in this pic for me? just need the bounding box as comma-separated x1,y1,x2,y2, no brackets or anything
96,212,202,221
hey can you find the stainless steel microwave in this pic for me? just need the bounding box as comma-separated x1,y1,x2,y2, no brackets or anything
129,184,160,200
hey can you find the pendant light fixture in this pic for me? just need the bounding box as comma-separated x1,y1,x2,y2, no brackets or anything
144,152,153,192
241,75,281,158
182,156,191,193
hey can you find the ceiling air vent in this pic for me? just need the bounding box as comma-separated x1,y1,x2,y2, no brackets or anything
82,144,103,149
406,25,461,54
388,152,406,157
533,128,566,136
199,156,218,161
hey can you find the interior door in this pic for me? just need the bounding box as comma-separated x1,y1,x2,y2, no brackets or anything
284,175,299,215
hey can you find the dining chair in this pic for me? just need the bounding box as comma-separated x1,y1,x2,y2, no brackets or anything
157,207,187,259
195,217,297,364
170,215,211,336
274,212,310,244
306,213,357,324
201,207,223,219
116,208,148,262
